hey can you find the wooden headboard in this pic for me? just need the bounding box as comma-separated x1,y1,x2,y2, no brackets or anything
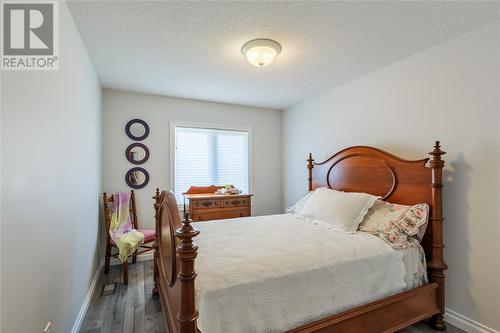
307,142,447,314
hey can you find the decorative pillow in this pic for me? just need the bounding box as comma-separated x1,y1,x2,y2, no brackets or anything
300,187,379,233
286,191,313,214
359,200,429,247
358,200,408,234
380,225,411,249
396,204,430,241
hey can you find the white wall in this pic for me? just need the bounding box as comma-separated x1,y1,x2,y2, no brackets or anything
102,89,282,228
1,4,102,333
283,20,500,331
0,51,3,332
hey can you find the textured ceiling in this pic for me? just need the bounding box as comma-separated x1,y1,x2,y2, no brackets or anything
67,1,500,109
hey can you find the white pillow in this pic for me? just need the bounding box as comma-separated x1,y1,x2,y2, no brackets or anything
286,191,313,214
300,187,379,233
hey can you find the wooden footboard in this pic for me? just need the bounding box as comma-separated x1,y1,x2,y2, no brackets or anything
153,190,200,333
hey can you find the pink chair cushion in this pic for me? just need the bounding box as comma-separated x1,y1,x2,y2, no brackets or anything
138,228,155,242
110,228,155,245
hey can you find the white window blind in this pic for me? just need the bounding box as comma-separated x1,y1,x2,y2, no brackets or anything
174,126,249,203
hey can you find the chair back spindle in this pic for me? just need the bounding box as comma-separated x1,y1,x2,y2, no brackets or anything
102,192,111,241
130,190,139,229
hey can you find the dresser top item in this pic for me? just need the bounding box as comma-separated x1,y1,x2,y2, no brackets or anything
183,193,253,200
182,185,252,200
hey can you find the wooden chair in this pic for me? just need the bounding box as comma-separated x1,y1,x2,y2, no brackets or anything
102,190,156,285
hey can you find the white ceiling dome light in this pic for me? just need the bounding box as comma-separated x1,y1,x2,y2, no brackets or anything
241,38,281,67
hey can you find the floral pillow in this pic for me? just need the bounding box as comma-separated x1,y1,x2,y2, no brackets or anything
358,200,408,234
395,204,430,241
358,200,429,248
381,225,411,249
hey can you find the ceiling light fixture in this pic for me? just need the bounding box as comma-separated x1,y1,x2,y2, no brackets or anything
241,38,281,67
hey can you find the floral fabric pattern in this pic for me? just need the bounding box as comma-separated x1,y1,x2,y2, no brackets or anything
394,204,429,239
358,200,408,234
359,200,429,248
381,224,411,249
380,204,429,249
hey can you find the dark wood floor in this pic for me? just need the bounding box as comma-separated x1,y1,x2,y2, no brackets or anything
80,260,165,333
80,261,465,333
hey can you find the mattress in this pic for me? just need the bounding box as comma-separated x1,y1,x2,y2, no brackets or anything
193,214,427,333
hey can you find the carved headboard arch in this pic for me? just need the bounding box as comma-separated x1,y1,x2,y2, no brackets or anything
308,145,434,204
307,142,447,323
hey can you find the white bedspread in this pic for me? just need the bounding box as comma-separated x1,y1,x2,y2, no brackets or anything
193,214,424,333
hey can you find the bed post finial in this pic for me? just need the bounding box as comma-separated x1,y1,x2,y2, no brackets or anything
152,188,161,296
428,141,447,330
430,141,445,165
307,153,315,191
176,212,200,333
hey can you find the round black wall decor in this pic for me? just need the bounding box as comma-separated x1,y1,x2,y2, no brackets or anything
125,167,150,189
125,119,150,141
125,143,150,165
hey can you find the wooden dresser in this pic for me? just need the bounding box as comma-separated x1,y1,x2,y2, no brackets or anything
183,186,252,222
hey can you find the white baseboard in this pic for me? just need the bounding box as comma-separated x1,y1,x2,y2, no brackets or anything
70,263,103,333
70,253,154,333
445,308,498,333
109,251,154,266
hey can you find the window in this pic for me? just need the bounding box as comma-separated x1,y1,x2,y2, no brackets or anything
172,124,250,203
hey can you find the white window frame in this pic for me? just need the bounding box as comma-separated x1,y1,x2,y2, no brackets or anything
169,121,253,204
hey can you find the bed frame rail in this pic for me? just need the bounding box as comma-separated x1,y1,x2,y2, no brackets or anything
288,283,439,333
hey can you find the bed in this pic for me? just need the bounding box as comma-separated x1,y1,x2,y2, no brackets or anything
152,142,447,333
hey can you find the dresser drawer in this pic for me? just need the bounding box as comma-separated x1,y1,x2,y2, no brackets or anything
191,199,220,209
221,197,250,207
191,208,249,222
185,193,252,222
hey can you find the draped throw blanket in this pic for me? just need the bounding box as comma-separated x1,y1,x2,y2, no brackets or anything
109,192,145,262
